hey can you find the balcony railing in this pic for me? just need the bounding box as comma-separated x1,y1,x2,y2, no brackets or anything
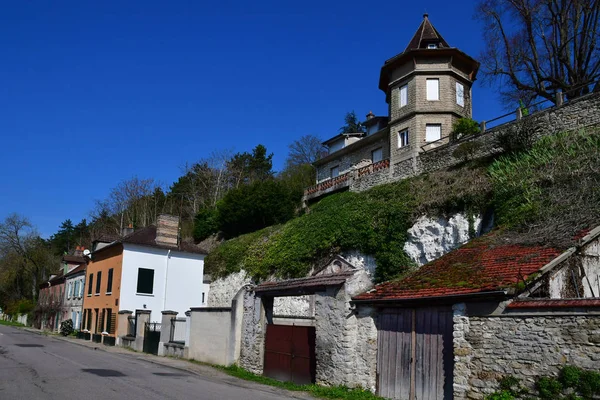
304,172,351,196
304,159,391,199
357,159,390,178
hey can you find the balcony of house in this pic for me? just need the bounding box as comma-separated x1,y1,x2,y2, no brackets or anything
304,158,391,201
304,171,352,201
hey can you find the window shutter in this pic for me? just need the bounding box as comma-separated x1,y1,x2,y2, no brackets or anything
426,124,442,142
109,312,116,335
400,85,408,107
426,79,439,100
456,82,465,106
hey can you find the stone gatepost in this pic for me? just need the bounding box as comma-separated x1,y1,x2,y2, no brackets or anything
134,310,151,351
115,310,132,346
158,310,177,356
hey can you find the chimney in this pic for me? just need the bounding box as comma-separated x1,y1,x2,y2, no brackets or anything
366,110,375,120
155,214,179,247
121,223,134,237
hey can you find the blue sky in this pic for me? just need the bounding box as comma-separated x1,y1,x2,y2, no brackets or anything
0,1,505,237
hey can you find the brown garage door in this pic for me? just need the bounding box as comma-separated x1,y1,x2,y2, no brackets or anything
377,307,454,400
263,324,316,385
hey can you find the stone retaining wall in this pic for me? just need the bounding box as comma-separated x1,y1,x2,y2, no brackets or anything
454,310,600,399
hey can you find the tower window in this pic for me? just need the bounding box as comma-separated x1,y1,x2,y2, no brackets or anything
427,43,438,49
398,130,409,148
426,124,442,142
426,79,439,101
399,85,408,108
456,82,465,107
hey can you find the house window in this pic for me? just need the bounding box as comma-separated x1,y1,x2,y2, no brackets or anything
95,271,102,295
106,268,114,294
330,166,339,179
399,84,408,108
67,282,72,299
426,124,442,142
427,43,438,49
372,147,383,163
426,79,439,101
88,274,94,296
398,130,409,148
136,268,155,295
456,82,465,107
80,279,84,297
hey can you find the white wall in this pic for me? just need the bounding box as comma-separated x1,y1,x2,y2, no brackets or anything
120,244,206,322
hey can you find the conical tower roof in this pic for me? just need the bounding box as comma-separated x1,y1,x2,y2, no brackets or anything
405,13,450,51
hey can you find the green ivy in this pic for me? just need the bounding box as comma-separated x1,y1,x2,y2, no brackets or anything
486,366,600,400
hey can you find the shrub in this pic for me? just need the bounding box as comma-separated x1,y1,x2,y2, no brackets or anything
486,367,600,400
60,319,74,336
216,180,300,239
452,118,481,139
193,208,219,242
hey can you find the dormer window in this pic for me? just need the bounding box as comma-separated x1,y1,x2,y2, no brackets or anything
427,43,438,49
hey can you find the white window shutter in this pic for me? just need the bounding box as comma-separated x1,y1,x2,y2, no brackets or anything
427,79,439,100
426,124,442,142
456,82,465,106
400,85,408,107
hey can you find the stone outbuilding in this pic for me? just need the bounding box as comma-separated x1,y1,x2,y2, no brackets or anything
351,226,600,400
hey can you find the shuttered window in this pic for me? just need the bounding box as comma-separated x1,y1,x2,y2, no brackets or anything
398,130,409,148
372,148,383,163
426,79,439,100
136,268,155,295
88,274,94,296
399,85,408,107
95,271,102,295
106,268,114,294
456,82,465,106
426,124,442,142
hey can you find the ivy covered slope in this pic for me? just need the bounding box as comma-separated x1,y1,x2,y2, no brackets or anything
205,128,600,283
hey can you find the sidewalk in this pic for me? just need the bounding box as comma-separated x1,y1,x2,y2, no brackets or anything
21,327,314,399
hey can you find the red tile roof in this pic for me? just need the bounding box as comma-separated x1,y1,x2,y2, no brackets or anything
507,299,600,309
353,236,563,302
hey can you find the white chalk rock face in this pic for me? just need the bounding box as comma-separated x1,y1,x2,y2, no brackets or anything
403,214,481,266
207,270,251,307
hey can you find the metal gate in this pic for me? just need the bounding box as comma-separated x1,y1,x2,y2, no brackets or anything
377,307,454,400
143,322,161,355
263,325,316,385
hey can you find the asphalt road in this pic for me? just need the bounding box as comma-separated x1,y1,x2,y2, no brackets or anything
0,324,300,400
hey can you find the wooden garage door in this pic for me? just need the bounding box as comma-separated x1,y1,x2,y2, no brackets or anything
377,307,454,400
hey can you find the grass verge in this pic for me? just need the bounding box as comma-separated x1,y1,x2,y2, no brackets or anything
0,319,25,327
192,362,382,400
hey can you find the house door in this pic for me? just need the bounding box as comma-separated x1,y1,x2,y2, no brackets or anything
377,307,454,400
263,324,316,385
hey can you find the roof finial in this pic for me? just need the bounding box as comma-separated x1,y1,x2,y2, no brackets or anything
423,12,429,19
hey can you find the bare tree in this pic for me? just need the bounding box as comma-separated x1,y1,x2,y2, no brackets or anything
476,0,600,105
284,135,326,169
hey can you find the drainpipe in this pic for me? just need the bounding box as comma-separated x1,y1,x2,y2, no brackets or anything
163,249,171,311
